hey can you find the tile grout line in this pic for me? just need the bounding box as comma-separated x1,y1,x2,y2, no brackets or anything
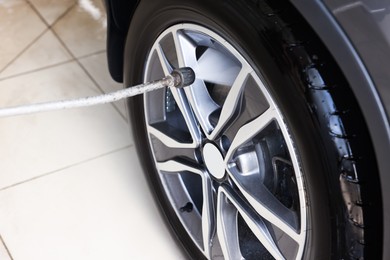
0,59,74,82
0,0,77,76
46,14,128,123
0,145,133,192
0,50,107,82
0,0,75,74
77,57,128,122
26,0,75,59
0,28,48,75
0,235,14,260
43,0,128,122
70,49,107,60
26,0,50,27
0,0,50,74
21,1,127,122
27,0,77,28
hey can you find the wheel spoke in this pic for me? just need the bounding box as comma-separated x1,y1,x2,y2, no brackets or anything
156,159,204,175
201,173,215,258
156,44,173,75
224,107,303,243
156,159,215,258
186,79,219,134
173,30,219,134
226,172,301,242
225,107,277,161
216,187,242,260
153,44,202,146
196,47,241,86
148,126,197,149
209,66,251,140
218,186,286,260
174,30,198,68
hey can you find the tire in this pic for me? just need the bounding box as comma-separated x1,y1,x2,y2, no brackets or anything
124,0,382,259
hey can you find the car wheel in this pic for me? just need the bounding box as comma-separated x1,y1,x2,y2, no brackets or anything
124,0,382,259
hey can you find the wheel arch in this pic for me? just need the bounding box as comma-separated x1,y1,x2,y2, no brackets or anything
104,0,139,82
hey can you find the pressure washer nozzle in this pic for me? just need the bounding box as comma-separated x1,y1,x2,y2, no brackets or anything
171,67,195,88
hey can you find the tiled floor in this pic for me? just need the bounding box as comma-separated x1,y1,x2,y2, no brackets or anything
0,1,185,259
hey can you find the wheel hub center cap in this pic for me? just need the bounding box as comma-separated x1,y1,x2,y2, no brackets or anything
203,143,225,179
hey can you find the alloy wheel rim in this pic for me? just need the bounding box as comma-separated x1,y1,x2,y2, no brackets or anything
143,23,307,260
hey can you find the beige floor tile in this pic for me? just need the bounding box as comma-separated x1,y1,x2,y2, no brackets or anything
0,30,73,79
0,147,186,260
53,0,106,58
0,62,130,189
0,239,11,260
29,0,76,25
0,0,47,72
79,52,127,119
